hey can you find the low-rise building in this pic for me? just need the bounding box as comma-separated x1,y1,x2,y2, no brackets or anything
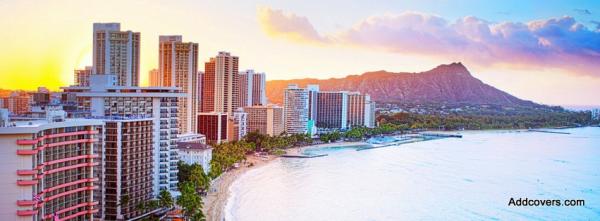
197,112,228,144
176,142,213,175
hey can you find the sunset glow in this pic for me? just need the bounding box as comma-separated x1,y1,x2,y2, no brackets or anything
0,0,599,106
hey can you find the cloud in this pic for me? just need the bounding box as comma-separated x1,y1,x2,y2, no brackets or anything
257,7,329,44
258,7,600,77
574,9,592,15
592,20,600,30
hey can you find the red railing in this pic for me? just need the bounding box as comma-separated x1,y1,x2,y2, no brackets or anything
16,209,37,216
16,169,37,175
16,179,38,186
58,209,99,221
43,154,98,166
16,130,99,146
43,162,97,175
43,186,96,202
16,149,38,155
16,200,36,206
41,178,98,193
42,202,98,219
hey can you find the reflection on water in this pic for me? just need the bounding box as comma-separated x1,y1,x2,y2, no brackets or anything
225,127,600,220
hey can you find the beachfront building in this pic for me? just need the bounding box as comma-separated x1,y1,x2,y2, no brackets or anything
197,112,229,144
229,109,248,141
307,84,319,123
346,92,376,128
74,66,93,87
201,52,239,114
92,23,140,86
158,35,199,134
101,117,154,220
62,75,185,195
176,142,213,175
243,105,284,136
316,91,348,130
238,70,267,107
365,99,376,128
283,84,310,135
0,110,103,221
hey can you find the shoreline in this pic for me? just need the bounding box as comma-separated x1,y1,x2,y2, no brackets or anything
202,128,578,220
203,141,368,221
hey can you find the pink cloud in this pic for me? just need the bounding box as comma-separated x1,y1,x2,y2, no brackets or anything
258,7,600,77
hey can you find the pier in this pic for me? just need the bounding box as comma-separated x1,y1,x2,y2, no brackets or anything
420,133,463,138
281,154,328,158
527,129,571,134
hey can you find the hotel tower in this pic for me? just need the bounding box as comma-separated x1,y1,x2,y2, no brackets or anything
158,35,199,134
92,23,140,87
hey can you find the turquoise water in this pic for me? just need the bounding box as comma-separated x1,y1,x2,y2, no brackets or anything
225,127,600,220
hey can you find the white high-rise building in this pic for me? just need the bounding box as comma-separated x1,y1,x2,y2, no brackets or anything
159,35,199,134
238,70,266,107
283,84,309,134
62,75,185,195
93,23,140,86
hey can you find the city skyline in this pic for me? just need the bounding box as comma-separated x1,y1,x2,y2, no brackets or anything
1,0,600,106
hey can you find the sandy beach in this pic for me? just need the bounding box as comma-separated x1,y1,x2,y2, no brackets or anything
203,141,369,221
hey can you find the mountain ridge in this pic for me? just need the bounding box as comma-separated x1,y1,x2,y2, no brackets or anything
266,62,538,107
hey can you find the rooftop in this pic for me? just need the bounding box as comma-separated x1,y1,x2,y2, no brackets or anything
0,118,104,134
176,142,212,151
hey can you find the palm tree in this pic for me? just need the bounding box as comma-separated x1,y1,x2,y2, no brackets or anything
176,182,204,220
158,189,174,208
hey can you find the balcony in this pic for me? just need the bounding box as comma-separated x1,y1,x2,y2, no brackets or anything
17,179,39,186
16,139,38,145
16,200,36,206
16,169,37,176
16,210,37,216
16,149,38,155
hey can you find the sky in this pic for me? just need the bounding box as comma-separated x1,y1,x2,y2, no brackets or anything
0,0,599,106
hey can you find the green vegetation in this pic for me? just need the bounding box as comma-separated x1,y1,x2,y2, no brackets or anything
177,182,205,221
177,162,210,220
178,161,211,193
377,111,593,130
158,189,174,208
208,131,313,178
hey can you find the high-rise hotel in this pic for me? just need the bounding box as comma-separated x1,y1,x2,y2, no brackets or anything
201,52,239,114
92,23,140,87
316,91,348,130
347,92,375,128
244,105,284,136
283,84,310,134
199,52,247,142
158,35,199,134
62,75,185,196
101,117,154,220
238,70,267,107
0,110,103,221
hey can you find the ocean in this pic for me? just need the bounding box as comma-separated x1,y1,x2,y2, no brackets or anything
225,127,600,220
